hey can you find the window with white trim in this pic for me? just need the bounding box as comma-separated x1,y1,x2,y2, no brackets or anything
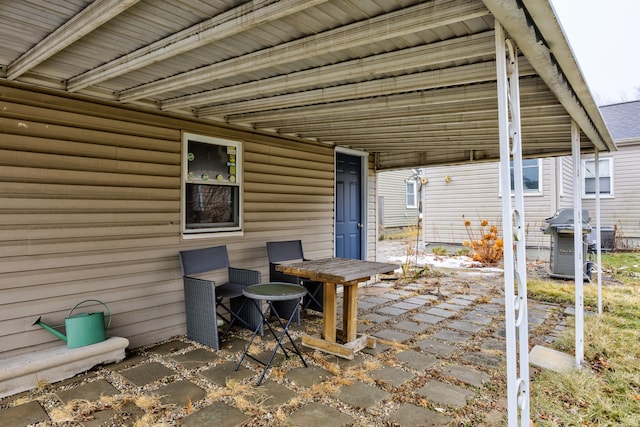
510,158,541,193
583,157,612,196
182,133,242,235
406,180,417,208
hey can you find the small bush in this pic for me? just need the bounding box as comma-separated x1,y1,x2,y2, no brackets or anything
462,215,504,266
431,246,448,256
456,248,470,257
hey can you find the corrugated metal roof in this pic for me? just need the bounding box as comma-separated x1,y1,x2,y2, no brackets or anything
0,0,615,169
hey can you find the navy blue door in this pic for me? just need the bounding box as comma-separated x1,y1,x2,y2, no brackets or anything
335,152,362,259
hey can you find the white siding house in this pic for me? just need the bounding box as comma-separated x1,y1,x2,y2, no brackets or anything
378,170,422,231
420,158,559,249
380,101,640,250
580,101,640,248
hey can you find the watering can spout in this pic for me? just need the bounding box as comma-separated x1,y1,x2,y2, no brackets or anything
32,316,68,343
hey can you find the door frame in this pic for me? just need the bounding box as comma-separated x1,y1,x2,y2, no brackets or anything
335,147,369,259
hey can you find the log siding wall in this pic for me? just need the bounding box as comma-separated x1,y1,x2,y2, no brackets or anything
0,84,337,358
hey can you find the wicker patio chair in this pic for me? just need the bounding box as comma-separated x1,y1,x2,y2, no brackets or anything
179,245,263,350
266,240,324,325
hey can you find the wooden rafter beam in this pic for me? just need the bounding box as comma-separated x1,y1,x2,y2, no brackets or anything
6,0,141,80
67,0,328,92
119,0,490,102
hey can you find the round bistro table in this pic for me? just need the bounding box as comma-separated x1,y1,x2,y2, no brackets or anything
234,282,308,385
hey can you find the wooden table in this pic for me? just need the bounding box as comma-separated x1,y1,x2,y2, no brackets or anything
276,257,397,359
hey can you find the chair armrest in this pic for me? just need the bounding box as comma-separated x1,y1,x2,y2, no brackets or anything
228,267,261,286
183,275,215,285
182,276,220,350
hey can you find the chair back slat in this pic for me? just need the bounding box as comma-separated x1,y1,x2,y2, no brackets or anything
179,245,230,275
266,240,304,263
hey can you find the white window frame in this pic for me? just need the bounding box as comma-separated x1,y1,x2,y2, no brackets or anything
181,132,243,238
500,158,543,196
406,180,418,208
511,158,542,194
582,157,613,198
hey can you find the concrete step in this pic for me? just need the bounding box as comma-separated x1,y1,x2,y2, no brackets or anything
529,344,576,373
0,336,128,399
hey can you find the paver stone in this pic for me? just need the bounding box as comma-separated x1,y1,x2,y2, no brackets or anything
157,380,206,407
439,364,489,387
336,381,390,409
288,402,353,427
373,328,412,343
287,365,333,388
369,366,414,387
417,380,474,406
180,401,249,427
416,338,456,357
120,362,176,386
57,379,119,403
396,350,437,371
171,348,219,369
0,400,49,425
386,403,453,427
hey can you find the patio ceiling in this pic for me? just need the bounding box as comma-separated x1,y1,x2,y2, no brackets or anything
0,0,614,170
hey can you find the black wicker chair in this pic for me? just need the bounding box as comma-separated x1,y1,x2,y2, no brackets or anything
266,240,323,325
179,245,263,350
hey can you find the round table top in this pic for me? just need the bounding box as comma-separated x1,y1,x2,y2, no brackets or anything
243,282,307,300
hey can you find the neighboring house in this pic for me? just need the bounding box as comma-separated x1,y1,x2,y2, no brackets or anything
382,100,639,250
0,1,615,364
580,100,640,249
378,169,422,231
409,157,563,249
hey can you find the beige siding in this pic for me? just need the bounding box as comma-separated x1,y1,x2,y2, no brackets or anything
558,156,575,210
366,155,377,261
0,84,335,358
580,145,640,246
424,162,499,244
422,159,556,249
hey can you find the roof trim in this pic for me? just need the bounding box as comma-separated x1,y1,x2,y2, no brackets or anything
482,0,615,152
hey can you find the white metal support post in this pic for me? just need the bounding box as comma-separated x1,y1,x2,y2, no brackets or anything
594,149,603,315
571,120,585,367
495,21,530,426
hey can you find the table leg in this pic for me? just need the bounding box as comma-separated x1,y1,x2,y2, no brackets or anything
236,297,307,386
342,284,358,343
323,282,337,342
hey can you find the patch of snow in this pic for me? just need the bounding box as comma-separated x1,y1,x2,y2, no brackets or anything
387,253,504,274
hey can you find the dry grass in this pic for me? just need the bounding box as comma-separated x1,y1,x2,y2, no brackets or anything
49,393,171,425
528,267,640,426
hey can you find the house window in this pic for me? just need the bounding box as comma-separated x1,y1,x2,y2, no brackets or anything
583,158,612,196
406,180,417,208
510,159,541,192
182,133,242,235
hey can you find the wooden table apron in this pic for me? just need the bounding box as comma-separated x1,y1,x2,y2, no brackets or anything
276,257,397,359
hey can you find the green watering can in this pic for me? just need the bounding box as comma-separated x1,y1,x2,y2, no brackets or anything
33,299,111,349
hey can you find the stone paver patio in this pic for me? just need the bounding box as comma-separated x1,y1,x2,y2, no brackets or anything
0,255,568,426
